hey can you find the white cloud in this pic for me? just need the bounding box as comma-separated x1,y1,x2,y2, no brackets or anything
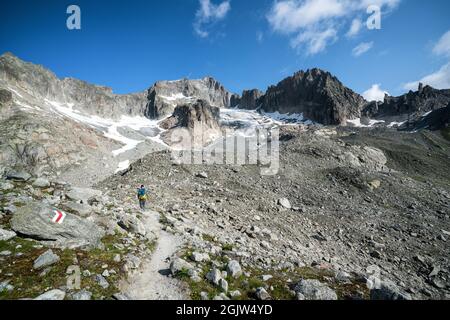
290,27,337,55
346,18,362,37
433,30,450,57
266,0,400,54
194,0,231,38
362,84,389,102
352,41,374,57
403,63,450,91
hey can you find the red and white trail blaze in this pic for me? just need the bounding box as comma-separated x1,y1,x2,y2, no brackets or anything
52,209,66,224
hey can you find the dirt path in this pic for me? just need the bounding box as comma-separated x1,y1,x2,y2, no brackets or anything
122,210,189,300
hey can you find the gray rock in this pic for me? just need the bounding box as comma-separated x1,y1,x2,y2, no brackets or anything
294,279,338,300
6,170,31,182
118,215,146,236
196,172,208,179
34,289,66,300
63,201,92,218
200,291,209,300
227,260,243,278
33,249,60,270
229,290,241,298
10,201,105,248
0,181,14,191
66,187,102,204
70,289,92,300
0,250,12,256
219,278,229,293
0,280,14,292
255,287,271,300
370,280,411,300
170,257,194,275
32,177,50,188
113,293,132,300
0,228,16,241
94,274,109,289
213,293,231,300
206,267,222,285
277,198,291,209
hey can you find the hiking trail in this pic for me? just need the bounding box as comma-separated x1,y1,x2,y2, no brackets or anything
121,210,189,300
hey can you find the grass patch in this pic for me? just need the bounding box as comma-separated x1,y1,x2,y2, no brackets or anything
174,247,369,301
0,233,137,300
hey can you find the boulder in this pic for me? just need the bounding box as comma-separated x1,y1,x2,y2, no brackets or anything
32,178,50,188
65,187,102,204
117,215,146,236
10,201,105,248
293,279,338,300
206,267,222,285
34,289,66,300
5,170,31,182
33,250,60,270
62,201,92,217
69,290,92,300
370,280,411,300
255,287,271,300
227,260,243,278
0,228,16,241
170,257,194,275
277,198,291,209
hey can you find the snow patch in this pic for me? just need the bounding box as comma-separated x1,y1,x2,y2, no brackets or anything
115,160,130,174
346,118,385,128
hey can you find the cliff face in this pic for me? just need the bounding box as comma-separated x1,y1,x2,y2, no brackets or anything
145,77,233,119
159,99,222,148
363,83,450,120
258,69,366,125
0,53,148,119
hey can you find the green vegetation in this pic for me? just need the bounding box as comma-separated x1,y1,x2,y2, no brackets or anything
0,232,154,300
175,246,369,301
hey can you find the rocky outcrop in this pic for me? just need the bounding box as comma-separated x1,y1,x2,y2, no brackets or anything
160,99,222,147
239,89,264,110
0,53,148,119
10,201,105,248
401,102,450,132
258,69,366,125
363,83,450,122
145,77,233,119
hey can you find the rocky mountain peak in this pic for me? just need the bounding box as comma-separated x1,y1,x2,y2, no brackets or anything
260,69,366,125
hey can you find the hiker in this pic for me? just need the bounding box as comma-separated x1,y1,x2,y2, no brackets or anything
137,185,147,210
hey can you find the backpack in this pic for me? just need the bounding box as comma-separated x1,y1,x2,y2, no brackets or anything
138,188,147,200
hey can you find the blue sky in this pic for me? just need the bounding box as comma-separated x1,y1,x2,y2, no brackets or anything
1,0,449,100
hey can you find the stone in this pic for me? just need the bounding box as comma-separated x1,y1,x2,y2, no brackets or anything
219,278,228,293
0,280,14,292
112,293,132,300
0,181,14,191
206,267,222,285
227,260,243,278
200,292,209,300
118,215,146,236
0,250,12,256
33,250,60,270
294,279,338,300
196,172,208,179
94,274,109,289
277,198,291,209
255,287,271,300
229,290,241,298
191,251,206,262
0,228,16,241
368,179,381,190
65,187,102,204
32,177,50,188
10,202,105,248
63,202,92,218
170,258,194,275
34,289,66,300
6,170,31,182
70,290,92,300
370,280,411,300
262,275,273,281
